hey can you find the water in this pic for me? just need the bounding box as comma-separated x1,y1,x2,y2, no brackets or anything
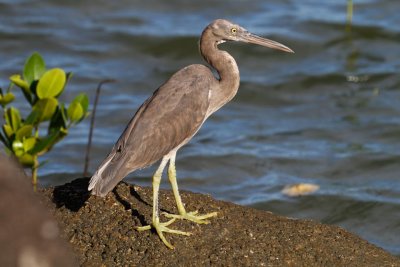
1,0,399,256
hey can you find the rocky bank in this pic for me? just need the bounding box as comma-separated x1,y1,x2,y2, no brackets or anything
38,177,400,267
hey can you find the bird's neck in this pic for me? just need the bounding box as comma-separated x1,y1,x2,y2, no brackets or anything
200,29,240,113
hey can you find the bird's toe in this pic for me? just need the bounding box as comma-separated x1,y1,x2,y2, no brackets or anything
164,210,218,224
136,218,191,249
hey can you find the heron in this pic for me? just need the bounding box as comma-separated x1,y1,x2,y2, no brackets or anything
88,19,293,249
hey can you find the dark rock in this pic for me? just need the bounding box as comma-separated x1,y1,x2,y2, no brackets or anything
0,156,77,267
40,178,400,267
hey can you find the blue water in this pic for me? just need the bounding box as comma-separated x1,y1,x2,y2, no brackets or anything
1,0,399,256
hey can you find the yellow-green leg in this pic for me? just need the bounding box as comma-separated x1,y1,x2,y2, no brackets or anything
136,156,190,249
164,152,218,224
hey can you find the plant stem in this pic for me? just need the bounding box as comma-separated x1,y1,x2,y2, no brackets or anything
32,156,38,192
83,79,115,177
346,0,353,33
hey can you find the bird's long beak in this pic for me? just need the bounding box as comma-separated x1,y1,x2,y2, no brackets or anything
241,33,294,53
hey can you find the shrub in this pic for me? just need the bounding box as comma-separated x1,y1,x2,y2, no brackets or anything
0,52,89,187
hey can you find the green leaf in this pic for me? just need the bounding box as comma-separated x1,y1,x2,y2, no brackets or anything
15,125,33,140
9,74,30,92
66,72,73,82
67,102,83,123
0,93,15,106
49,106,67,134
60,103,68,124
19,153,35,166
73,93,89,113
23,52,46,85
2,124,13,138
60,127,68,135
25,109,40,125
31,130,61,155
15,150,24,157
5,107,21,132
12,140,24,155
23,137,36,152
36,68,66,99
33,97,58,122
67,93,89,124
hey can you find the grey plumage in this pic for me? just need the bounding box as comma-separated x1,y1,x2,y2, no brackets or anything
89,65,213,196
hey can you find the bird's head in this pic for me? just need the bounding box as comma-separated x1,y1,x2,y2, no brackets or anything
208,19,293,53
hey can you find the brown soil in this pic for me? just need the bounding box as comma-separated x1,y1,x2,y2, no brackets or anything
39,178,400,267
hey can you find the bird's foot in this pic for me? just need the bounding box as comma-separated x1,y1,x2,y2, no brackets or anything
163,210,218,224
136,218,191,249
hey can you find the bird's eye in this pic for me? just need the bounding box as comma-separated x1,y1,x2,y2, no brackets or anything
231,28,237,34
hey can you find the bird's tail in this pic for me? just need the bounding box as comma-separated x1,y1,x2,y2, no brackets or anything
88,151,130,197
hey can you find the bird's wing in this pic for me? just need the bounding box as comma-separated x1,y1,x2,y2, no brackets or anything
89,64,214,196
122,65,213,166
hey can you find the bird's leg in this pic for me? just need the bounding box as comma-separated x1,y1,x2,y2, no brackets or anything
136,156,190,249
163,152,218,224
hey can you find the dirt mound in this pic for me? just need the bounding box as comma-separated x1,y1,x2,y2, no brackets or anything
40,178,399,266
